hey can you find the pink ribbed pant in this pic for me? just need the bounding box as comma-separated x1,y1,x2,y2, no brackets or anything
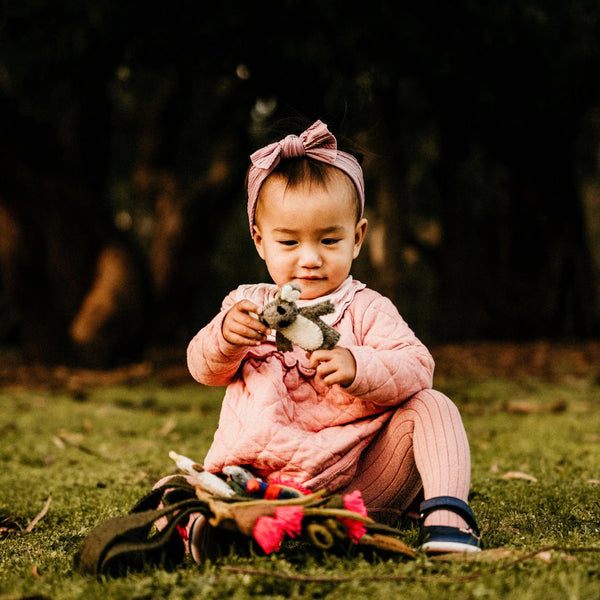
339,389,471,529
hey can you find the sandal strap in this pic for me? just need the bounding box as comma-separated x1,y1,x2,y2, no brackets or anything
419,496,480,536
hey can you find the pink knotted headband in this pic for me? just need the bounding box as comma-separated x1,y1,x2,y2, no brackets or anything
247,120,365,231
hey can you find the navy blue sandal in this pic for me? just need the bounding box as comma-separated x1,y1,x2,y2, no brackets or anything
419,496,482,554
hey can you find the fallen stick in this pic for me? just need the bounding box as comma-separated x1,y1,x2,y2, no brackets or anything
25,495,52,534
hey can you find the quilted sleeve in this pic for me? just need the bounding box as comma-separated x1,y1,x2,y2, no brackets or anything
186,291,250,386
343,294,435,405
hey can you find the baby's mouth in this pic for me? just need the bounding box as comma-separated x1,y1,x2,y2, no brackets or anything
295,276,325,281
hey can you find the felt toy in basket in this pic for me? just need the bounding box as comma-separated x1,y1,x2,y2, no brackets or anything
75,451,414,577
259,282,341,352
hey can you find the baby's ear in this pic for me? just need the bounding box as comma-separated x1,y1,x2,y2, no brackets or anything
252,225,265,259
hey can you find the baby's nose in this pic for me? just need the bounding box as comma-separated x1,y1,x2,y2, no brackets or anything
299,245,322,267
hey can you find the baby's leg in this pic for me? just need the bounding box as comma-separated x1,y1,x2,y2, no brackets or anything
341,389,471,529
339,404,422,520
407,389,471,528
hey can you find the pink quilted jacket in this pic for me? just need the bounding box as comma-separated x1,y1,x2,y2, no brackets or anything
187,277,435,492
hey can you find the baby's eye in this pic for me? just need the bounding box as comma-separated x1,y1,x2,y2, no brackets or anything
278,240,297,246
322,238,340,246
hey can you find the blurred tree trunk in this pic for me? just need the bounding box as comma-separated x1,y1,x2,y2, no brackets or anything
578,107,600,330
125,69,253,344
0,97,150,366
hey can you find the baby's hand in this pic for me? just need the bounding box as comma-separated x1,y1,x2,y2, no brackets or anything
308,347,357,387
222,300,268,346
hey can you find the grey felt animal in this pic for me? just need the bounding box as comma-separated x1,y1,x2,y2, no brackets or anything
259,282,341,352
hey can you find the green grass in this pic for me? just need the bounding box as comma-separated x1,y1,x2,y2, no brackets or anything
1,375,599,599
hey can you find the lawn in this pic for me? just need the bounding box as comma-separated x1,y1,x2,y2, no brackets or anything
1,353,599,599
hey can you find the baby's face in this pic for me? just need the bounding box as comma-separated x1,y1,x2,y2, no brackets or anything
252,170,367,299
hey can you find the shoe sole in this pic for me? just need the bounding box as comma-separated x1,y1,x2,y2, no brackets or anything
189,515,207,564
421,540,481,554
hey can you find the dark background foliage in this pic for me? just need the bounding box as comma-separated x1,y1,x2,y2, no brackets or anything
2,1,600,366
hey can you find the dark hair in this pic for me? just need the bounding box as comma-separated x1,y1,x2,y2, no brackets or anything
271,156,330,187
265,157,361,221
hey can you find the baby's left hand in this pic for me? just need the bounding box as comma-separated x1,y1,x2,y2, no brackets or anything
308,347,357,387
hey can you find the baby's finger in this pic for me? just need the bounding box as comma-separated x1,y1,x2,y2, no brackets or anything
235,320,267,340
223,312,266,346
229,327,265,346
236,299,262,318
236,298,257,310
316,360,337,379
230,308,266,334
228,333,259,346
308,350,330,369
318,369,344,387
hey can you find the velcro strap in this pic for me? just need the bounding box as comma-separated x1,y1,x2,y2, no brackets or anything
419,496,480,535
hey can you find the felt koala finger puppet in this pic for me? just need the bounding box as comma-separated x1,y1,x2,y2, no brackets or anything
259,282,341,352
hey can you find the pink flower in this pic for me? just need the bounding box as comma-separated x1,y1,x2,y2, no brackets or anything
253,516,286,554
274,506,304,537
343,490,368,516
340,490,368,543
341,518,367,543
253,506,305,554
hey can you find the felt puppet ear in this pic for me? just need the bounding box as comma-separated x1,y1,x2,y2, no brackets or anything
280,282,302,303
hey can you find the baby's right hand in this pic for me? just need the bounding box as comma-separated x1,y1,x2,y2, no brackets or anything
222,300,268,346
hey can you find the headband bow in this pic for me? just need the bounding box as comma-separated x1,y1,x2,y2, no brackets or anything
247,120,365,232
250,121,338,170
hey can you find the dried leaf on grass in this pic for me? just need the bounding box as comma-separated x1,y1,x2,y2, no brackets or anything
507,400,567,414
157,418,177,437
56,429,109,459
433,547,578,564
431,547,521,562
535,550,577,564
502,471,538,482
